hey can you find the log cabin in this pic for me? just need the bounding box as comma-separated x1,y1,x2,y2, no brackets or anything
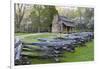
52,15,75,33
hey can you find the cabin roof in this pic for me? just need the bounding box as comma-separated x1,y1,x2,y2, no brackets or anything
58,16,75,27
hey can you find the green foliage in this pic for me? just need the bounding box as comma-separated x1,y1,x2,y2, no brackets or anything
30,5,58,32
14,3,26,32
73,7,94,31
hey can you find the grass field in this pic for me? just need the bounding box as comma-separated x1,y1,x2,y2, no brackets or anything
15,33,31,36
15,33,94,64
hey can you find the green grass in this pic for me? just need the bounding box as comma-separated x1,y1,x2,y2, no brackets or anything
61,40,94,62
15,33,94,64
15,33,31,36
21,33,57,43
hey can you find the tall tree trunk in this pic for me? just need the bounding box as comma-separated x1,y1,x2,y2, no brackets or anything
78,8,82,32
14,3,26,32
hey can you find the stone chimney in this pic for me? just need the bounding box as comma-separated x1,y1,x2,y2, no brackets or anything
52,15,61,33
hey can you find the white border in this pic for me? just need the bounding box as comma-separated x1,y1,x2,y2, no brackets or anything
11,0,14,69
10,0,97,69
13,0,95,8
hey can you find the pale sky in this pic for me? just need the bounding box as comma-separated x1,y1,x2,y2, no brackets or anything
56,6,77,16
